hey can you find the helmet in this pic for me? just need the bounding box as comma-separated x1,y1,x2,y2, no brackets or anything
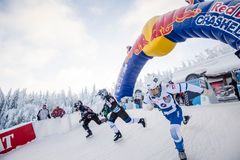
43,104,47,109
74,100,82,107
78,100,83,106
146,74,161,90
97,89,108,100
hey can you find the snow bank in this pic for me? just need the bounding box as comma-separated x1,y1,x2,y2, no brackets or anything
32,112,80,139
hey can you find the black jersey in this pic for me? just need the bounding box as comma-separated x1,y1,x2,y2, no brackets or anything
76,105,94,117
104,95,119,110
103,95,123,114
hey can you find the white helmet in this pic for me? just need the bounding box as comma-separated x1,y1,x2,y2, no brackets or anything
146,74,161,90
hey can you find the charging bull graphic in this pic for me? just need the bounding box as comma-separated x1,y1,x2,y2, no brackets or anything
115,0,240,101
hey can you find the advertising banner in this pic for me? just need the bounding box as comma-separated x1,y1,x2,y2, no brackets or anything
0,123,36,154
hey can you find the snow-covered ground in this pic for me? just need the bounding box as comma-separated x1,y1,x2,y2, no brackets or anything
1,102,240,160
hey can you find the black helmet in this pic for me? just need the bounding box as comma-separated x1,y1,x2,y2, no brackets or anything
97,89,108,100
74,100,82,107
78,100,83,106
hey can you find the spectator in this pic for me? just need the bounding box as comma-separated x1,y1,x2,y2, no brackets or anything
133,89,144,109
229,77,240,101
51,106,66,118
37,105,51,121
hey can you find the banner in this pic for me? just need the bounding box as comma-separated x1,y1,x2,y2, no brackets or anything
0,123,36,154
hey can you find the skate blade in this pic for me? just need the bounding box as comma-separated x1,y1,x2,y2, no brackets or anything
183,115,192,125
86,135,93,138
143,118,147,128
114,138,123,143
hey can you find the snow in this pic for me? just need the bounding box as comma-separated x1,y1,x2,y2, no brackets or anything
172,54,240,83
1,102,240,160
32,112,80,139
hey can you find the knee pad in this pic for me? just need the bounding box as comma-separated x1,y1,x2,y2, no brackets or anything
107,121,116,128
170,124,182,143
124,117,132,123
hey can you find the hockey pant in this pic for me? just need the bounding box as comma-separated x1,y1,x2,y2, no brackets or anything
82,113,102,132
107,106,141,133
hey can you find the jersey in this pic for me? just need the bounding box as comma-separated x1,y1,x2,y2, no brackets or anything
77,105,95,119
101,103,112,118
37,109,51,120
103,95,121,113
144,82,204,116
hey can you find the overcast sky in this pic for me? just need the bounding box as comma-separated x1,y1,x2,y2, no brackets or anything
0,0,227,94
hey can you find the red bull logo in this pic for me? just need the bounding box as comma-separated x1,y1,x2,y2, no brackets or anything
125,7,202,63
124,34,148,63
151,8,202,40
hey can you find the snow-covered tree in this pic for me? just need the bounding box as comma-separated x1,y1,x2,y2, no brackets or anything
10,89,20,109
0,88,5,129
0,88,5,117
4,89,12,110
17,89,27,108
90,84,97,105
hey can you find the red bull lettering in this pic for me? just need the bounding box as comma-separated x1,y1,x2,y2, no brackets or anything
210,2,240,19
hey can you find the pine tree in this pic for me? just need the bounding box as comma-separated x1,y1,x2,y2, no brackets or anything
90,84,97,105
26,92,35,104
0,88,5,129
17,89,27,108
0,88,5,117
4,89,12,110
0,89,12,129
67,87,74,109
60,90,67,107
10,89,20,109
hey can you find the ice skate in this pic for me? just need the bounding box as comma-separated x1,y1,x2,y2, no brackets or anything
138,118,146,128
178,150,187,160
86,130,93,138
113,131,122,142
183,115,191,125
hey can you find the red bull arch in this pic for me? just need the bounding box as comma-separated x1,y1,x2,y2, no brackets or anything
115,0,240,101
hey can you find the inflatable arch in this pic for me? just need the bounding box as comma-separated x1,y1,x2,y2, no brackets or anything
115,0,240,101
